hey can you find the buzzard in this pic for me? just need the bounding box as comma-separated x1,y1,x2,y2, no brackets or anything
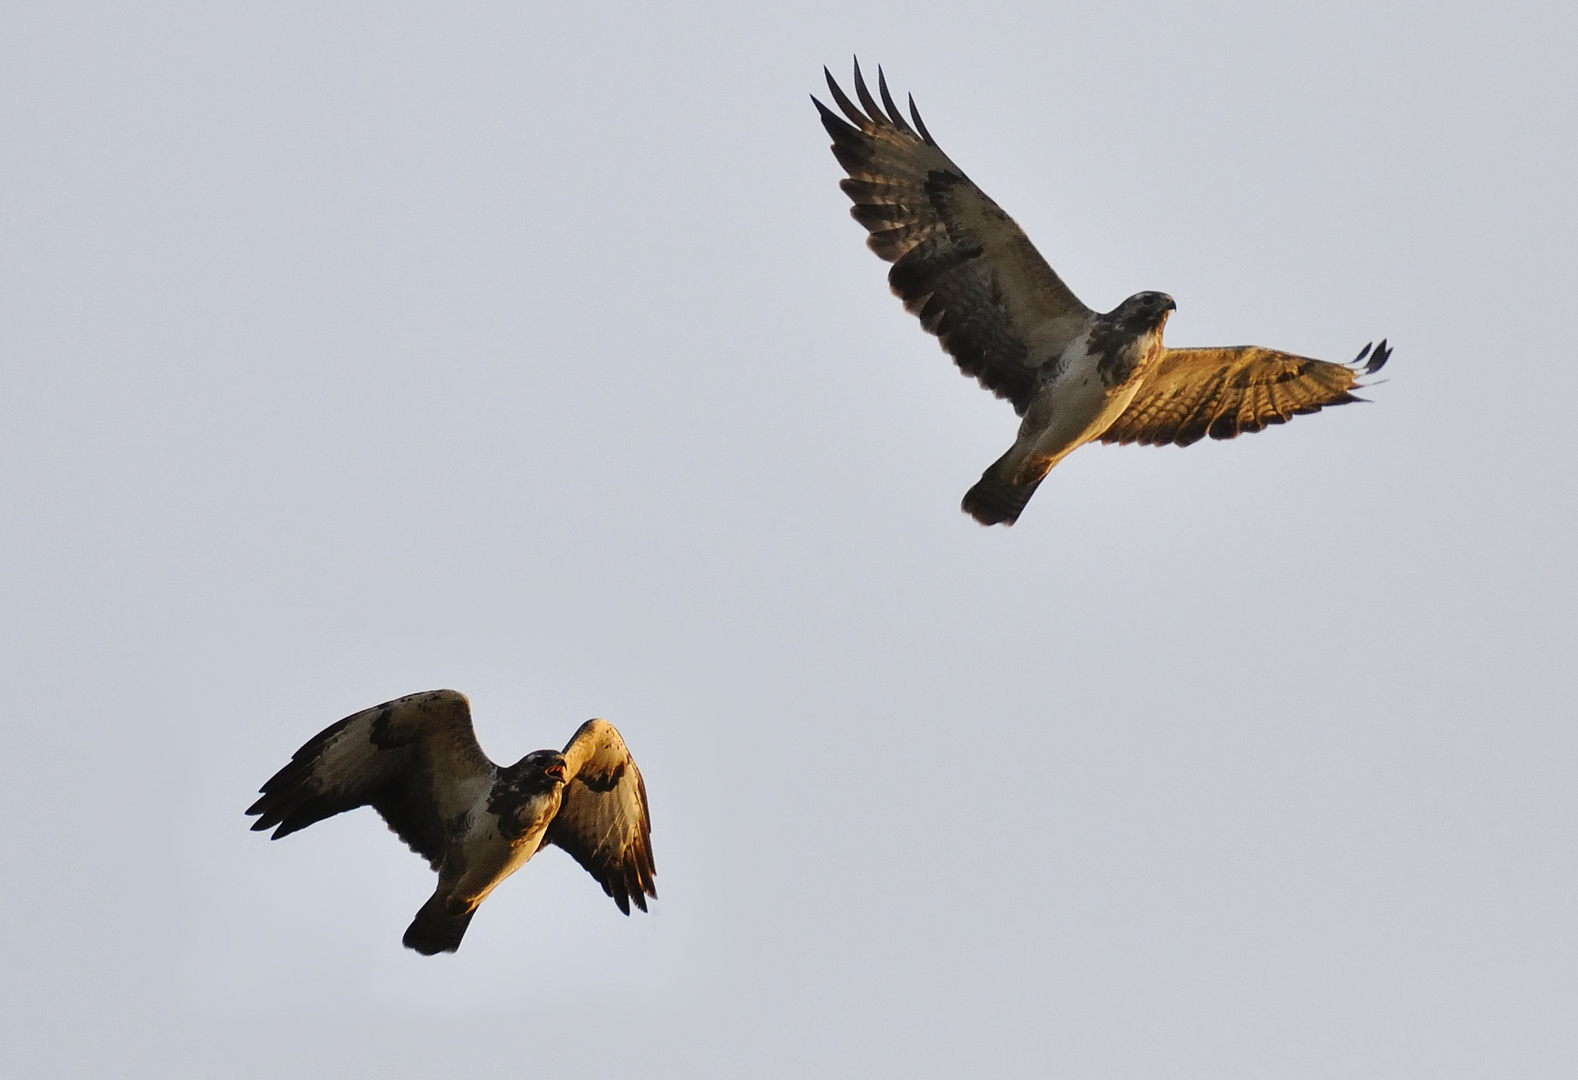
815,62,1390,525
247,689,656,955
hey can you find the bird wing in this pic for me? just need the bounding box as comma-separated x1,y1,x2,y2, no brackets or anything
246,689,496,869
816,61,1093,415
545,719,656,914
1098,340,1391,447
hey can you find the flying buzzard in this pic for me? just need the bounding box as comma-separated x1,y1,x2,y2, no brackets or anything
247,689,656,954
815,62,1390,526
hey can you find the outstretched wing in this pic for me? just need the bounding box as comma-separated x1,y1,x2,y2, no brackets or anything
816,61,1093,415
545,719,656,915
246,689,496,868
1099,341,1391,447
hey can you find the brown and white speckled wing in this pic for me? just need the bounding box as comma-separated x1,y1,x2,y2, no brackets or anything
816,61,1093,415
1099,341,1391,448
546,719,656,915
246,689,496,869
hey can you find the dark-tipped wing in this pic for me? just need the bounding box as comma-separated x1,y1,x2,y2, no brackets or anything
246,689,495,868
546,719,656,915
816,61,1093,415
1099,340,1391,447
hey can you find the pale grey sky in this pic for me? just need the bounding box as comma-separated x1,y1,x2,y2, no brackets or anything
3,2,1576,1077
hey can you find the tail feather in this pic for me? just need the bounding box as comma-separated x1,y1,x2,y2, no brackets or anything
961,462,1044,526
402,894,476,955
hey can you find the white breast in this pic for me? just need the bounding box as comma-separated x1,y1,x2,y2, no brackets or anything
1021,334,1138,461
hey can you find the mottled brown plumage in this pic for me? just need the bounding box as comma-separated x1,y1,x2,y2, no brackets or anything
247,690,655,954
1097,343,1388,447
816,60,1390,525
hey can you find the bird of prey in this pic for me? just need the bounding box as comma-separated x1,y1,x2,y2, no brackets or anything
247,689,656,955
815,62,1390,526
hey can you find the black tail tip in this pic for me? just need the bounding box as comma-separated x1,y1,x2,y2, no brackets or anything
960,494,1021,526
402,932,461,956
402,902,475,955
961,476,1032,527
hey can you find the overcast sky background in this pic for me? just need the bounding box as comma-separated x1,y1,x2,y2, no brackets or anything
3,1,1576,1076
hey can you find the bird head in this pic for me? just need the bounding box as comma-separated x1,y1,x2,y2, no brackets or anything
1115,291,1176,332
518,749,569,787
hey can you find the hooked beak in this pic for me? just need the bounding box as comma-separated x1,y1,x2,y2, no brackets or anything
545,763,566,782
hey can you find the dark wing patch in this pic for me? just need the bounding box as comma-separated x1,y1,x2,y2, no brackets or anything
1099,340,1391,447
816,61,1093,415
245,689,495,869
546,719,657,916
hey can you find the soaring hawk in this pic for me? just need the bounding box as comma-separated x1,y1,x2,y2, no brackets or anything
816,61,1390,525
247,690,656,954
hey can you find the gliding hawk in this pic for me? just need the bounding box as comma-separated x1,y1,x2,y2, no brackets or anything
815,61,1390,526
247,689,656,954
